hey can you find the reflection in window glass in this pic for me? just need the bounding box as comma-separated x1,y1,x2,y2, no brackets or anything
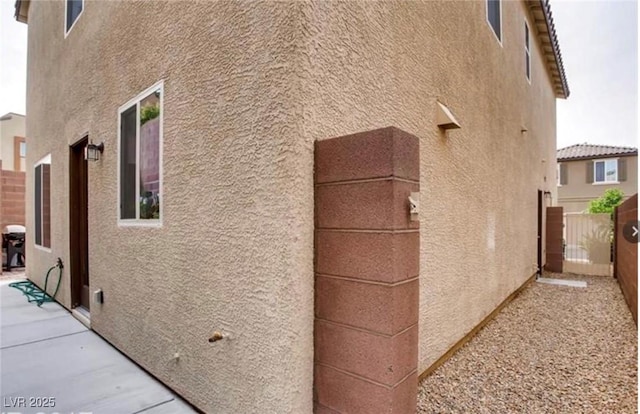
118,84,162,222
66,0,83,32
35,156,51,248
605,160,617,181
139,91,161,219
594,159,618,183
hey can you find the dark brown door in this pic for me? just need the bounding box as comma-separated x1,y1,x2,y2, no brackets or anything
70,138,90,310
537,190,543,276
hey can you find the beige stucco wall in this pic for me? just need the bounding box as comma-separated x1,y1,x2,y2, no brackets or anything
0,114,25,171
25,2,312,413
300,1,558,372
24,0,560,412
558,156,638,213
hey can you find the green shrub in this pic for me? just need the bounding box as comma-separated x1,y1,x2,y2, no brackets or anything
587,188,624,216
140,103,160,125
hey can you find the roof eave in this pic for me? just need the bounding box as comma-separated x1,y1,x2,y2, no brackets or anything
559,152,638,162
14,0,29,24
527,0,570,99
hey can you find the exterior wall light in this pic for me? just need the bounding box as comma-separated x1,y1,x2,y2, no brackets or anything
85,142,104,161
436,101,461,130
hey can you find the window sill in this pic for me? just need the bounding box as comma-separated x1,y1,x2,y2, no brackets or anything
592,181,619,185
118,220,162,228
34,244,52,253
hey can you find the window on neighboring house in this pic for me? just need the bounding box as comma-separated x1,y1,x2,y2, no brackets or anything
558,163,568,186
118,82,162,224
487,0,501,43
525,21,531,82
587,159,628,184
594,159,618,183
35,155,51,249
14,137,26,172
65,0,83,35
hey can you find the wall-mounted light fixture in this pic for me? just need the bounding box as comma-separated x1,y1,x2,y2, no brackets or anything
85,142,104,161
436,101,461,131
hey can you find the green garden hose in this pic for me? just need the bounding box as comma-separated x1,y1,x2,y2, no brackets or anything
9,258,63,306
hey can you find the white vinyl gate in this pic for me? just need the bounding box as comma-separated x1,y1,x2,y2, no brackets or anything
563,212,613,276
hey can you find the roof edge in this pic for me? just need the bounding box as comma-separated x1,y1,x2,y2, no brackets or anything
558,152,638,162
539,0,569,98
14,0,29,24
527,0,570,98
0,112,26,121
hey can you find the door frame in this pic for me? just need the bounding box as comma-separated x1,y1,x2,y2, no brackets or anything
69,136,90,310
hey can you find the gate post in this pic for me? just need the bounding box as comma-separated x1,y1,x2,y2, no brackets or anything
314,127,420,414
545,206,563,273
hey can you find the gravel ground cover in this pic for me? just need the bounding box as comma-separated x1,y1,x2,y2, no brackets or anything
418,273,637,413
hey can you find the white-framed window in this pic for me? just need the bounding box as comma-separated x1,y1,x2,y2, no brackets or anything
558,163,568,186
34,154,51,249
594,159,618,184
65,0,84,37
557,163,561,186
117,81,163,226
486,0,502,44
525,21,531,82
14,137,26,172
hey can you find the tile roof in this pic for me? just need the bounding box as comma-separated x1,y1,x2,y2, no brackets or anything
0,112,25,121
527,0,570,98
557,143,638,161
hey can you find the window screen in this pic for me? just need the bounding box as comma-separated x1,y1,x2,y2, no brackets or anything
595,162,605,182
35,165,42,246
34,160,51,248
118,84,162,223
487,0,501,41
120,105,137,219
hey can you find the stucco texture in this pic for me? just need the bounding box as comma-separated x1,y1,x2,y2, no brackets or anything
298,1,558,373
24,0,560,412
558,156,638,213
25,1,312,413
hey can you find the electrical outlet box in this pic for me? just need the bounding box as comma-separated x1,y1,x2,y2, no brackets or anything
93,289,104,304
408,192,420,221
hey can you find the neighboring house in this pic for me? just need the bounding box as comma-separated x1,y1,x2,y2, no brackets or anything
0,112,26,230
15,0,568,413
0,112,27,173
557,144,638,213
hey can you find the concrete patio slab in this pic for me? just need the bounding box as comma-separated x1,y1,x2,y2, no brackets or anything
1,314,86,348
136,398,198,413
0,281,196,414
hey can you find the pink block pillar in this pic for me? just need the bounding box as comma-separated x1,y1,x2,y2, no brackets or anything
314,127,420,414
